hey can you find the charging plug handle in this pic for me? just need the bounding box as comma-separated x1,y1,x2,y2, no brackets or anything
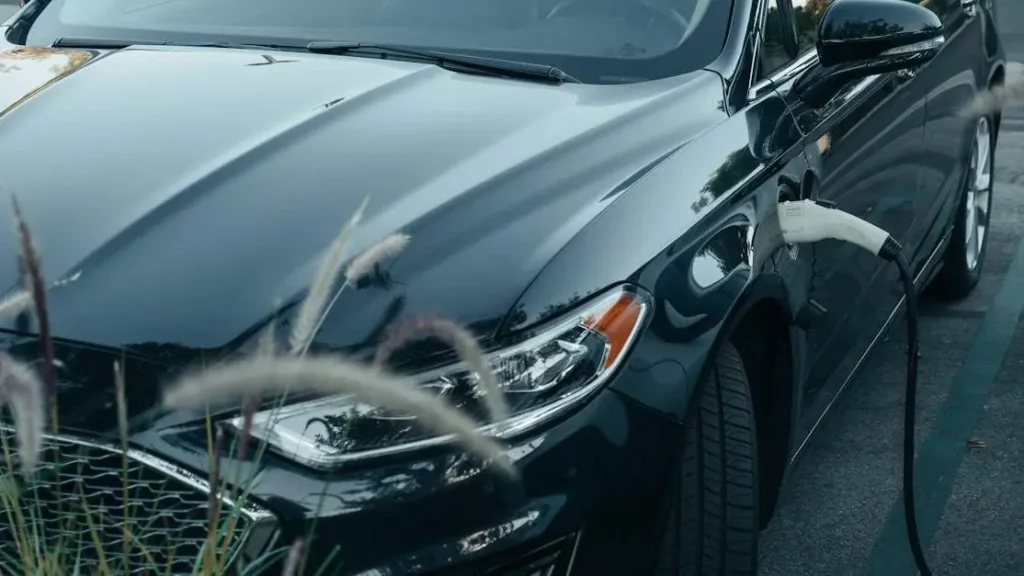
777,199,901,260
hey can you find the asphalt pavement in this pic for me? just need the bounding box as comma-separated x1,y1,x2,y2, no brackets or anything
760,2,1024,574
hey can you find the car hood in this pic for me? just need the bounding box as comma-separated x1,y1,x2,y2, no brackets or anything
0,41,721,401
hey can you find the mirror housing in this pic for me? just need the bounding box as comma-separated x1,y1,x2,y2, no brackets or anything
795,0,944,108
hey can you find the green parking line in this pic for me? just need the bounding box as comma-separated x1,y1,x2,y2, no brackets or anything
866,233,1024,575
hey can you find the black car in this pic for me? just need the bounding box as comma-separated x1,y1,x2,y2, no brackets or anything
0,0,1006,574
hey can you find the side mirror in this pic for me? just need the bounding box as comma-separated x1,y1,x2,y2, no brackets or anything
795,0,944,108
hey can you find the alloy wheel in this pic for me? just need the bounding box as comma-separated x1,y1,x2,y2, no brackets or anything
964,117,992,272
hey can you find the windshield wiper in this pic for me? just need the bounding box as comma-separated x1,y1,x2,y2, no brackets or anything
49,36,579,84
52,36,304,52
305,41,579,85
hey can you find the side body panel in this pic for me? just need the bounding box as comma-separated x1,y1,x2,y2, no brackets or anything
915,0,993,269
763,1,933,447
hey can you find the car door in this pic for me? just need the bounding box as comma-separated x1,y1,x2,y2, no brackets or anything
761,0,931,441
913,0,989,265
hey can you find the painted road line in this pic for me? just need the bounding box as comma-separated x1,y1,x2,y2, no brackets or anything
866,184,1024,574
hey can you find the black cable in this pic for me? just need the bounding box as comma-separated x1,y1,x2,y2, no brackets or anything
776,201,933,573
893,252,932,576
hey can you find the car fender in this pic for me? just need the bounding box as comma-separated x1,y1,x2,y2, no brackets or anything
612,261,802,420
501,83,812,449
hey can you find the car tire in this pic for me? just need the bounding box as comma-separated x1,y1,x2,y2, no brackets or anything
929,114,996,299
655,341,759,575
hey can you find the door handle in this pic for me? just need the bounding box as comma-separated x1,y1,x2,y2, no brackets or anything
961,0,978,17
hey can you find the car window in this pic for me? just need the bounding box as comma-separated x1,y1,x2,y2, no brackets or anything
13,0,734,85
760,0,796,78
793,0,836,55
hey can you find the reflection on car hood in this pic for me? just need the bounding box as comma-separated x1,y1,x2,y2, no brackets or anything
0,41,720,361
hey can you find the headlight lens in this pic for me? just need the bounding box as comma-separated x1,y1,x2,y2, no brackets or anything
227,286,650,469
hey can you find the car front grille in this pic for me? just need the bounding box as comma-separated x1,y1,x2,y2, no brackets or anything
0,427,275,574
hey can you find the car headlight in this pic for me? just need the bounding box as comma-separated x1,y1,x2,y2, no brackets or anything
227,285,650,469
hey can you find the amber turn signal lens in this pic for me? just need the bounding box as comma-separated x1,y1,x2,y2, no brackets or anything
584,292,645,370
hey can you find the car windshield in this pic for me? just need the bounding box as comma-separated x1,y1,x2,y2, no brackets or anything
14,0,732,84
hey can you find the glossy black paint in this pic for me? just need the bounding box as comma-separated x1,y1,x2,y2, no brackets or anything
795,1,944,107
816,0,944,66
0,0,1007,573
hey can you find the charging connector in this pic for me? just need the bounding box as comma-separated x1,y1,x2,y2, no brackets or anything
777,199,903,260
777,199,931,576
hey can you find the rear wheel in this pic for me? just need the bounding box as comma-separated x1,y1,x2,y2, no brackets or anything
656,341,759,575
930,114,995,299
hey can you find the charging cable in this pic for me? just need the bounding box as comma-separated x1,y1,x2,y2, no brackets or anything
777,199,932,576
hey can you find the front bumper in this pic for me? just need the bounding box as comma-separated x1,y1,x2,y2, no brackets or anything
137,384,686,575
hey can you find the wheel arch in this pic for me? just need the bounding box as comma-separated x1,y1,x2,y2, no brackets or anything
989,62,1006,140
686,272,802,529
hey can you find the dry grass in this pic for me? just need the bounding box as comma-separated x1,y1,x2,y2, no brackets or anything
965,65,1024,117
0,198,513,575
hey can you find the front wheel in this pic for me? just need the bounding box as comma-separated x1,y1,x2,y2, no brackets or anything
930,114,995,299
656,341,759,575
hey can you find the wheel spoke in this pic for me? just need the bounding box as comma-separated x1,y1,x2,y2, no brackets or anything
965,189,976,249
976,163,992,192
967,217,979,265
976,190,991,221
976,122,991,167
964,117,992,272
975,121,991,190
975,187,990,262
